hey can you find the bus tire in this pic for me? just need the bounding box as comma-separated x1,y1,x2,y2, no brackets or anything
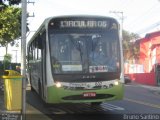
30,85,34,91
30,81,34,91
28,72,34,91
38,80,42,98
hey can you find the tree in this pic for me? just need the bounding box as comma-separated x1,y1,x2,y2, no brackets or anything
0,0,21,5
122,30,140,63
0,6,21,53
3,54,12,69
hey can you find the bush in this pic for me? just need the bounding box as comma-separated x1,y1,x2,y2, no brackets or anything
0,61,21,74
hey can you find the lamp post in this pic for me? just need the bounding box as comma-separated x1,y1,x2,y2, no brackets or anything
21,0,27,119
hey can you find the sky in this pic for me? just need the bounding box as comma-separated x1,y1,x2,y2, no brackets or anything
27,0,160,39
1,0,160,63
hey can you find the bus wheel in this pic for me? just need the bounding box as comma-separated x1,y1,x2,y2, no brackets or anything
38,80,42,98
91,102,102,106
30,81,35,91
30,85,34,91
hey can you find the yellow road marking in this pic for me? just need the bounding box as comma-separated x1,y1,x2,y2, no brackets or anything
124,98,160,109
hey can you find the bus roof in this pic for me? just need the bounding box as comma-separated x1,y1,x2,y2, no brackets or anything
28,15,118,45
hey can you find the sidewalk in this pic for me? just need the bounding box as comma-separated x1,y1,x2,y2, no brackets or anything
26,85,52,120
26,104,52,120
139,84,160,91
129,81,160,92
0,85,51,120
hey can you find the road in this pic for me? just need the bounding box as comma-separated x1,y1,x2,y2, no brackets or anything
26,83,160,120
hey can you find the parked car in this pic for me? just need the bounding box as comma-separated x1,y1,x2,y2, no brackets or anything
124,75,131,84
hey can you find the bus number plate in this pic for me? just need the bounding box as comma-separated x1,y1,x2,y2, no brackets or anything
83,92,96,97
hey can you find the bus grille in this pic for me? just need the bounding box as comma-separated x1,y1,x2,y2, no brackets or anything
62,94,114,100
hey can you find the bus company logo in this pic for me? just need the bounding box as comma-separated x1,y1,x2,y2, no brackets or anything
82,75,96,79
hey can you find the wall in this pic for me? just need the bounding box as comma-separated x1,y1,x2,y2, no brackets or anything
126,31,160,86
139,31,160,73
126,73,156,86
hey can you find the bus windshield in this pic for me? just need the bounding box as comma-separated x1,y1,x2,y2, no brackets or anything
49,31,120,74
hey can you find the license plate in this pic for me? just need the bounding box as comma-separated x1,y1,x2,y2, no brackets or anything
83,92,96,97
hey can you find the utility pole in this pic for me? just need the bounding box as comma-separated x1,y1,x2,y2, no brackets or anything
110,11,124,83
21,0,27,119
110,11,124,39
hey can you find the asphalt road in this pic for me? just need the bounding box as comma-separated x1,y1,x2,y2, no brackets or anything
26,83,160,120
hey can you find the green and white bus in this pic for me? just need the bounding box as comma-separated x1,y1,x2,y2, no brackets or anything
27,15,124,105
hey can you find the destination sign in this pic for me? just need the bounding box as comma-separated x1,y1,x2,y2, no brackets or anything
60,20,108,28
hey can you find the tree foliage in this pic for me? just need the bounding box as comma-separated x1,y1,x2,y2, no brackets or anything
3,54,12,62
0,6,21,46
0,0,21,6
3,54,12,69
122,30,140,63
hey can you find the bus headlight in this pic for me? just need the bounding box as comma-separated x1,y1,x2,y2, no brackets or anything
114,81,119,86
56,82,62,88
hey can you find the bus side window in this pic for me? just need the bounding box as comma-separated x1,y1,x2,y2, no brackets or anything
28,45,33,60
37,31,46,50
37,35,43,49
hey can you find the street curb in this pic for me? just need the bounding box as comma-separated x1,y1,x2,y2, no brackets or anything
136,84,160,91
128,82,160,93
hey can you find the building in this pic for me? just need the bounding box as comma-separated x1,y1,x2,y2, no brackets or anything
126,30,160,86
139,31,160,73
